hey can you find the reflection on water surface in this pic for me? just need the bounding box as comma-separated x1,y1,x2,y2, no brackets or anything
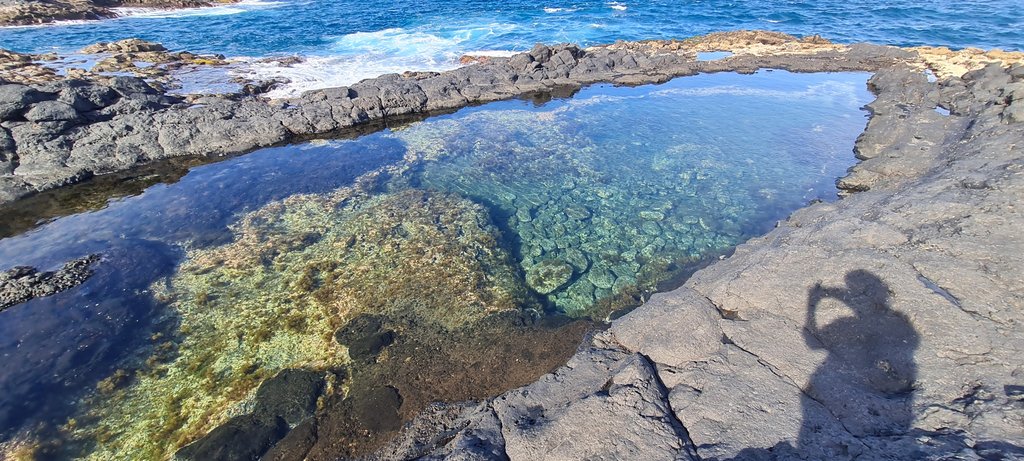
0,70,871,459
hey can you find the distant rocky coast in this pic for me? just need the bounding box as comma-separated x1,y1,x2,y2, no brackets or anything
0,0,238,27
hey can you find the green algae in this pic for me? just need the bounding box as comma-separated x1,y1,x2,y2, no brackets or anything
72,188,527,460
388,108,755,316
41,73,871,460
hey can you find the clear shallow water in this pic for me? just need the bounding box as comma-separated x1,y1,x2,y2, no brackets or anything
0,0,1019,96
0,71,871,458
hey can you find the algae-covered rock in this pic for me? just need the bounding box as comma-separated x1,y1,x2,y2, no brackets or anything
587,265,616,290
390,108,763,317
525,259,574,294
73,188,527,460
175,414,289,461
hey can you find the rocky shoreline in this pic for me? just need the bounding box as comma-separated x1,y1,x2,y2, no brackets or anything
1,31,1023,460
0,0,238,27
2,31,1020,207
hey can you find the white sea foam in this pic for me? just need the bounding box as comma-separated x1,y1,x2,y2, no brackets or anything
0,19,96,29
543,7,579,13
463,49,519,57
112,0,283,19
233,25,520,98
608,2,628,11
0,0,282,29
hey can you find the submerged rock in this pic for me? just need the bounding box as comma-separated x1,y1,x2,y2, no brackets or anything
525,259,574,294
0,254,99,311
71,188,528,460
253,369,325,426
175,413,289,461
586,265,616,290
334,314,396,363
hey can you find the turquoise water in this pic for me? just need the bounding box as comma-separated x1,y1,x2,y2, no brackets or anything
1,0,1019,96
0,71,871,456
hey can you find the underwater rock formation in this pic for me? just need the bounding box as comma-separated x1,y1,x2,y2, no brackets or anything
0,254,99,310
70,188,528,459
389,104,851,317
370,59,1024,461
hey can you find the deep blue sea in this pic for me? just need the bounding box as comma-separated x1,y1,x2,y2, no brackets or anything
1,0,1021,96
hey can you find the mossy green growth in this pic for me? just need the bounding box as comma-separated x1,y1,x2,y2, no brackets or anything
390,109,750,316
524,259,574,294
72,188,526,460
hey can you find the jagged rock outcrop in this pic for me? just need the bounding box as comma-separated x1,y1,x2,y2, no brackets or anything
6,32,1014,207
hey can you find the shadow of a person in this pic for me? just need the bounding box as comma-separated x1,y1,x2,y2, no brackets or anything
800,270,919,450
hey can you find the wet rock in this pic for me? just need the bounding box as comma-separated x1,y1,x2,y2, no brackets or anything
80,38,167,54
0,254,100,311
354,386,403,432
0,1,238,27
334,314,396,362
253,369,325,425
586,264,616,290
525,259,574,294
174,413,289,461
260,418,318,461
0,1,109,27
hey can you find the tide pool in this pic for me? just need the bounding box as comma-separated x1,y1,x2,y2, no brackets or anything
0,70,871,459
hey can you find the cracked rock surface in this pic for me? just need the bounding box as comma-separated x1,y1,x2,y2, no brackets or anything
364,60,1024,461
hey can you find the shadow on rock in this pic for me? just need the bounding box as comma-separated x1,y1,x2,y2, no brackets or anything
721,270,1024,460
801,269,918,446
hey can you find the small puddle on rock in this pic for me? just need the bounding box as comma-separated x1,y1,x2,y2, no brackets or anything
0,70,872,460
697,51,734,61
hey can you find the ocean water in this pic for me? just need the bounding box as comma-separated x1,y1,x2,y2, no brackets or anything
0,71,872,458
1,0,1020,96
